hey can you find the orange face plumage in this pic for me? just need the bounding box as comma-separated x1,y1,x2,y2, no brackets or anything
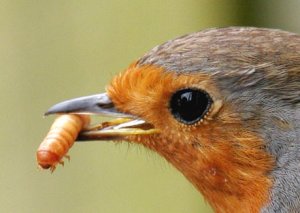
107,64,274,212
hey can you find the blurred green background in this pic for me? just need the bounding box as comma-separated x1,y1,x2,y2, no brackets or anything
1,1,300,213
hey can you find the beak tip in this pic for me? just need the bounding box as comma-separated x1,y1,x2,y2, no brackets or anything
44,111,51,116
43,101,72,116
43,104,63,116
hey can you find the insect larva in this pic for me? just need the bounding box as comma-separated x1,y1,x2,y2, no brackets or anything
37,114,90,172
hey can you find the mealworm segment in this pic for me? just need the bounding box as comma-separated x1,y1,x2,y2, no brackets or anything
37,114,90,172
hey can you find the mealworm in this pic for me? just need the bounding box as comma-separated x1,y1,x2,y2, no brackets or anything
37,114,90,172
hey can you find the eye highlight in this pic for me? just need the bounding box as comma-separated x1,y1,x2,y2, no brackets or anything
169,88,212,125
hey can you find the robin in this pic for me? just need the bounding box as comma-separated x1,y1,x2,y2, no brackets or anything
45,27,300,212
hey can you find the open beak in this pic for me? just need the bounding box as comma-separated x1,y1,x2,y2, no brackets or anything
45,93,160,141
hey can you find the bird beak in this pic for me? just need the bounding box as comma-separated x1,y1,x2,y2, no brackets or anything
45,93,160,141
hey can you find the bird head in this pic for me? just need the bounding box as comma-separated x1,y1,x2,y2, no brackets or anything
45,27,300,212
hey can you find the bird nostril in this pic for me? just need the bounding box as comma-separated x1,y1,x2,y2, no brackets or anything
97,102,114,109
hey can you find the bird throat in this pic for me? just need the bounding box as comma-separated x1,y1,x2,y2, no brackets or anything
131,129,274,213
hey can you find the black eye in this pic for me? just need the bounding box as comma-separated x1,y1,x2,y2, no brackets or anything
169,88,212,125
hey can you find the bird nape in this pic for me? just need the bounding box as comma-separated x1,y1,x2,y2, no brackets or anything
45,27,300,213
